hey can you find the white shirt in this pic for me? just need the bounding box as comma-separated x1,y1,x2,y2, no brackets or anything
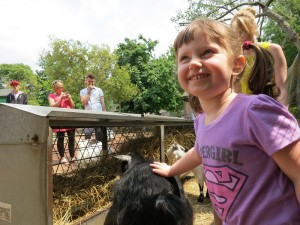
80,87,104,111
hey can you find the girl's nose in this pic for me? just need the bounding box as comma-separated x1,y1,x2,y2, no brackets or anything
189,58,202,70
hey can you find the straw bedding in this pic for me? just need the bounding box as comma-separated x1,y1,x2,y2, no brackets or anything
53,128,214,225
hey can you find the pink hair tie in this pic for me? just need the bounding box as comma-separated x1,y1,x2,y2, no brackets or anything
243,41,252,50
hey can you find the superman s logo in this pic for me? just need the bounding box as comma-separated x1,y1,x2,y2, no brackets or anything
204,165,248,221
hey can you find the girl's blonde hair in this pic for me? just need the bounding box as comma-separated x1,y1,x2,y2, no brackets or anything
52,80,64,91
231,7,258,42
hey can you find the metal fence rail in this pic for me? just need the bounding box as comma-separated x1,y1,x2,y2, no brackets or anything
51,125,194,174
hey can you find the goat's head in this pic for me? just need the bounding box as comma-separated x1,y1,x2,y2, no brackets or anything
114,154,146,173
166,143,186,163
166,143,186,154
167,143,185,152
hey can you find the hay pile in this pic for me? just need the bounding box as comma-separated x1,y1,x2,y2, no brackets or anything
53,127,196,224
53,157,119,224
183,177,215,225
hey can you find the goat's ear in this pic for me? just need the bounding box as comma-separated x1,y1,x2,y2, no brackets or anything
115,155,132,174
114,155,132,162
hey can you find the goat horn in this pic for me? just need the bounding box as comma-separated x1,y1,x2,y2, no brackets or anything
114,155,132,162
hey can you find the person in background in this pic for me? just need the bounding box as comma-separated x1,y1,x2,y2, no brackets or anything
6,80,28,104
80,74,106,141
151,18,300,225
48,80,76,164
231,7,288,107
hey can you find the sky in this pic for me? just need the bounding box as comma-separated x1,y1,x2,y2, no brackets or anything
0,0,188,71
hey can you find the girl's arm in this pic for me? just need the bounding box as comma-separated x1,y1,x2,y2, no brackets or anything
271,139,300,204
67,94,75,108
269,43,288,107
151,147,202,177
48,96,62,107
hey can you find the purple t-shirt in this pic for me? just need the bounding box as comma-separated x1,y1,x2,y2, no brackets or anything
194,94,300,225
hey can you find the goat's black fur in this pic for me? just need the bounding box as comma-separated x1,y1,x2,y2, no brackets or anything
104,154,193,225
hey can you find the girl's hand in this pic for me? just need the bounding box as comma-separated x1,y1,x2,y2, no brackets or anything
66,93,72,99
61,93,68,99
150,162,172,177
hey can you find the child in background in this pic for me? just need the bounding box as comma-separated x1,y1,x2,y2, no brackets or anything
231,7,288,106
151,18,300,225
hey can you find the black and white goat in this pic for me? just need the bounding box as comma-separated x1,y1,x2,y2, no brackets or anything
104,153,193,225
166,143,209,202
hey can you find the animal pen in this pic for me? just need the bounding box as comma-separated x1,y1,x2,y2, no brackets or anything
0,103,195,225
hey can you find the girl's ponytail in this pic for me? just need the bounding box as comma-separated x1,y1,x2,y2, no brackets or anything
242,41,280,99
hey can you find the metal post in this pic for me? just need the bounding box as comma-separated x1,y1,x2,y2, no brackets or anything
160,125,165,162
101,127,108,152
46,128,53,224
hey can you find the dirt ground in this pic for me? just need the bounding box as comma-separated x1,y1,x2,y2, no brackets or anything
183,176,215,225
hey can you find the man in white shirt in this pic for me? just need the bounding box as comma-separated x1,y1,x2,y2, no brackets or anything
80,74,106,141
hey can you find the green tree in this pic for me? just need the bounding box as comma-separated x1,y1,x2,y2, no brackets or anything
35,69,51,106
104,65,138,112
0,63,38,105
37,37,136,109
0,77,5,89
171,0,300,107
115,35,183,115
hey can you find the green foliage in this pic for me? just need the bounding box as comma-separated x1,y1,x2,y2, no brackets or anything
171,0,245,25
289,105,300,123
37,37,135,110
263,20,297,67
262,1,299,67
0,79,4,89
115,36,183,115
104,66,138,111
0,63,38,105
35,70,52,106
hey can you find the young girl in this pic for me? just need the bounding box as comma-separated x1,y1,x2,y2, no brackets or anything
231,7,288,106
48,80,76,164
151,18,300,225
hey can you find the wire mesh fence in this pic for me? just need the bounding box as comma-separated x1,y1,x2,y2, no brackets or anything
51,124,195,224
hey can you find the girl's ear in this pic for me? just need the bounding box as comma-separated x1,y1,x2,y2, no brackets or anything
232,55,246,76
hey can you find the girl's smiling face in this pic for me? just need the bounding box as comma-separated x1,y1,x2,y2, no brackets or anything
176,35,234,101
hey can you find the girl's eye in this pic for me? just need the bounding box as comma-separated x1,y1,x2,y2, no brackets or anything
178,55,190,63
202,49,213,57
